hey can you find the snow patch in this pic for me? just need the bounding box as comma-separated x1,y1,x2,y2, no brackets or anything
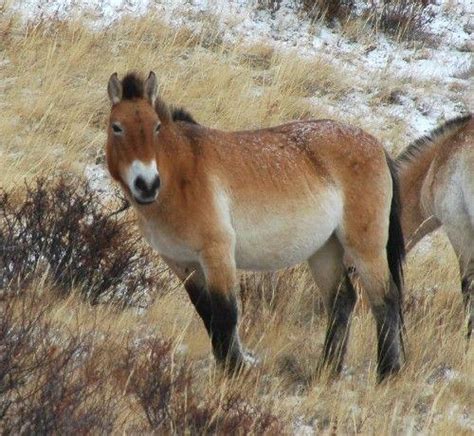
84,163,116,202
293,416,315,436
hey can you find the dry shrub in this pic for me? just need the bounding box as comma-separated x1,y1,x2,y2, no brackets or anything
124,338,284,434
257,0,355,22
0,297,117,433
370,0,433,39
257,0,432,38
0,176,160,306
298,0,355,21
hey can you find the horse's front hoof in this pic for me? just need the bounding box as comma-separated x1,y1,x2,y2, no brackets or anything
377,363,401,383
217,349,260,374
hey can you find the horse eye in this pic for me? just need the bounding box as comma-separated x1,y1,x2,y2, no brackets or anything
112,123,123,134
155,124,161,134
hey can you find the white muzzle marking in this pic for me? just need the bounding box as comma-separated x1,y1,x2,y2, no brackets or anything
123,159,160,203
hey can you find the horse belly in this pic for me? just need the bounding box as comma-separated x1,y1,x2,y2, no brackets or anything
233,191,342,271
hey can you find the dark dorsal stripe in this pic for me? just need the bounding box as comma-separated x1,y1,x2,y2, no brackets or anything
397,113,472,165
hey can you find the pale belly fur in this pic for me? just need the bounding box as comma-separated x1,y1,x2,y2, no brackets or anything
140,187,343,271
232,188,343,270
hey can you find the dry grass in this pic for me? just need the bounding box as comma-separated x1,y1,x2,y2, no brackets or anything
0,4,472,434
0,4,415,188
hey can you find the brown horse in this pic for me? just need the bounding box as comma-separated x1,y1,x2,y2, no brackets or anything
105,71,405,381
397,114,473,340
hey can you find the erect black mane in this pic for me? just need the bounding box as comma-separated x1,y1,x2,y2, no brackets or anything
171,106,199,125
396,113,472,165
120,72,199,124
121,72,144,100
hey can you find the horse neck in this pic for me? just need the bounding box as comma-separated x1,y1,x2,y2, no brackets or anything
158,123,195,170
397,146,440,252
155,123,203,200
397,115,473,251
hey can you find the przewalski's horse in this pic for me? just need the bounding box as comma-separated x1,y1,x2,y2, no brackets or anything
396,114,473,340
105,71,405,381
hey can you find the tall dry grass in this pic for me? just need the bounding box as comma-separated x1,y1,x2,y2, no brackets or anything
0,3,472,434
0,3,439,188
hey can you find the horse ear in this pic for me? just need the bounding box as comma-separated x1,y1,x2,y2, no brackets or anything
145,71,158,105
107,72,122,105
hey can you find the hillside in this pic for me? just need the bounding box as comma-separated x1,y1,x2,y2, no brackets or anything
0,1,472,433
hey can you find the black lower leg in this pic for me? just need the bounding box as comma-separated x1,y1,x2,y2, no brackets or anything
461,277,473,341
209,291,242,370
320,273,357,375
184,281,213,334
373,290,403,381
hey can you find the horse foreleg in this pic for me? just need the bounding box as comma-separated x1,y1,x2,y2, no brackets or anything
200,243,245,371
161,257,213,333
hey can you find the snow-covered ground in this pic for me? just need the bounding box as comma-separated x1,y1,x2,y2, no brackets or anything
158,0,471,143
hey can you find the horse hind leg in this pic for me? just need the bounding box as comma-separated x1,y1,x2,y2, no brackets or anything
321,273,357,375
308,236,357,376
351,252,404,381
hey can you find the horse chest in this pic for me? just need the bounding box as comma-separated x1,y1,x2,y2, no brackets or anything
140,220,199,263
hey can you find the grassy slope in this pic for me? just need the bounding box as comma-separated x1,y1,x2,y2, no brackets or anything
0,6,472,434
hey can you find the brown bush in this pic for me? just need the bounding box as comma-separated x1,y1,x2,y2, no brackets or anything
0,177,160,306
124,338,284,434
371,0,433,39
0,297,117,434
257,0,355,21
257,0,432,37
0,294,283,434
298,0,355,21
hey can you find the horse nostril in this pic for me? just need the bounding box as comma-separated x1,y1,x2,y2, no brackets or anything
151,176,160,192
134,175,160,198
134,176,148,194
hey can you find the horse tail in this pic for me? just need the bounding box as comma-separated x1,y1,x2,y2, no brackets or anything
386,152,407,356
386,153,406,293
